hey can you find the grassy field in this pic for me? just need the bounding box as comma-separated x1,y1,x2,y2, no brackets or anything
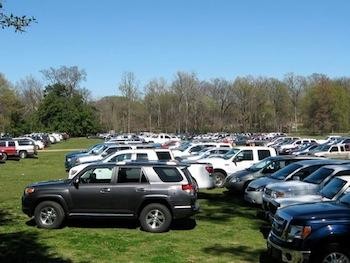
0,138,269,263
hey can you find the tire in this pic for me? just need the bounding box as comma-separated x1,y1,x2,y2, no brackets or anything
312,244,350,263
19,151,27,159
213,171,226,188
1,153,7,161
34,201,65,229
139,203,172,233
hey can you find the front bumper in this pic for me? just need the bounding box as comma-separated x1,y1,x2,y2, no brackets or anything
225,180,246,192
244,191,263,204
267,235,311,263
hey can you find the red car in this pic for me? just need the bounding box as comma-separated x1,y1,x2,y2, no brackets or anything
0,140,18,160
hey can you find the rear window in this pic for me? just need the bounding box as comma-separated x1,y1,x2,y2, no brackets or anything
156,151,172,161
258,150,271,160
154,167,183,182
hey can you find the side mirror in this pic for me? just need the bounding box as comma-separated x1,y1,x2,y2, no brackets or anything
73,177,80,188
235,156,243,162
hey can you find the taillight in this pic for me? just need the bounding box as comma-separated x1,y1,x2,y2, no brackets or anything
205,165,214,174
182,184,194,193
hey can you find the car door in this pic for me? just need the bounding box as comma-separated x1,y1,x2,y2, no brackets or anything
69,166,115,214
235,150,254,169
109,167,151,216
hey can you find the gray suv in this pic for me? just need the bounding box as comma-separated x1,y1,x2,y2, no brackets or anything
22,161,198,233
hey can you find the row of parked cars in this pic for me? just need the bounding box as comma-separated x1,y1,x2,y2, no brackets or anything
20,134,350,262
0,132,68,162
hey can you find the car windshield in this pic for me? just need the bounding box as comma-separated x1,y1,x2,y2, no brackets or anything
222,148,241,160
177,142,191,152
198,147,214,155
88,144,105,154
314,144,331,151
320,178,347,199
87,144,103,154
247,158,272,172
339,193,350,206
270,163,302,180
303,168,334,184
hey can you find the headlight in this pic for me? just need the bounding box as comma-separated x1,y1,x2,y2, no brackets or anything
75,159,80,164
272,191,285,198
25,187,35,194
287,225,312,241
67,158,71,162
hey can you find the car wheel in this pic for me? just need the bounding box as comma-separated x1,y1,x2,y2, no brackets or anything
0,153,7,161
213,171,226,188
139,203,172,233
19,151,27,159
34,201,65,229
313,244,350,263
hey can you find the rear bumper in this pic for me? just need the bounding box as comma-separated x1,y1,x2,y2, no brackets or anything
173,202,199,219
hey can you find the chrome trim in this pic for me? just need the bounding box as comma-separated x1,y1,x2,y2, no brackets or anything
174,205,192,209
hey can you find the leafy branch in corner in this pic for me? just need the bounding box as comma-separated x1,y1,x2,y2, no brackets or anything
0,2,36,32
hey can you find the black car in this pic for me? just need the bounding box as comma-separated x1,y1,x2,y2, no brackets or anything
22,161,199,233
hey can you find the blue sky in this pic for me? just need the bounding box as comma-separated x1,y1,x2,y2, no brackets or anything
1,0,349,98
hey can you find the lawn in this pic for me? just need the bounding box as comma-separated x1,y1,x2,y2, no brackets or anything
0,138,269,263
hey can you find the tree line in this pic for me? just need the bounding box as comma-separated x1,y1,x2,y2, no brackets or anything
1,66,350,136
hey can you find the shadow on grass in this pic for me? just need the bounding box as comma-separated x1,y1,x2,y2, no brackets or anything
0,210,72,263
197,191,262,227
202,245,273,263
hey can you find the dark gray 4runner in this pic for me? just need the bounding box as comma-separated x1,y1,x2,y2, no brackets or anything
22,161,199,233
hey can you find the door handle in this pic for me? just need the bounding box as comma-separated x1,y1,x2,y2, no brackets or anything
136,188,146,192
100,188,111,193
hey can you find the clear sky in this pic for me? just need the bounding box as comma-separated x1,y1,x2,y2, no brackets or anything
1,0,349,98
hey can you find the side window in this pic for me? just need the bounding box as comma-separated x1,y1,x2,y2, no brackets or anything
136,153,149,160
295,141,301,145
156,152,172,161
165,135,170,139
0,142,6,147
80,167,113,184
237,150,253,161
218,150,228,154
330,147,338,152
258,150,271,160
117,167,142,183
219,145,230,148
8,141,15,147
154,167,183,182
108,153,132,163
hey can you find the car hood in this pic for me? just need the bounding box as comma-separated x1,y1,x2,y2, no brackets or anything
278,202,350,221
248,177,279,189
29,179,70,188
66,151,86,158
275,194,325,208
228,169,256,180
266,181,319,195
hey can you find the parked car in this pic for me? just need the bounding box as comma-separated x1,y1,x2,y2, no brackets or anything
224,156,321,193
277,139,318,155
184,147,231,161
172,142,231,158
290,143,319,156
22,161,199,233
244,159,348,205
13,138,37,159
264,176,350,219
267,193,350,263
69,149,215,190
65,143,106,170
0,140,18,160
262,163,350,216
201,146,276,188
308,144,349,158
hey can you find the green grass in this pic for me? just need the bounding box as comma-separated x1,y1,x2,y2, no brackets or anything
0,138,268,263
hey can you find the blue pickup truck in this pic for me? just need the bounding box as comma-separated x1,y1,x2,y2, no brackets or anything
267,193,350,263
